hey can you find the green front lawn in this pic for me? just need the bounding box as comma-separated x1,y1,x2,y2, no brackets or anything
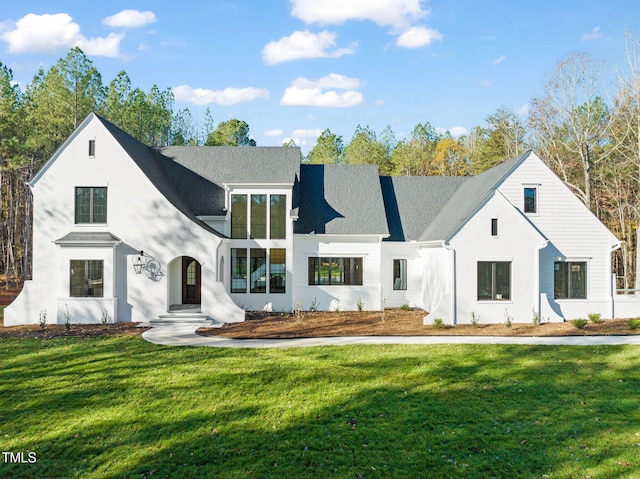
1,337,639,478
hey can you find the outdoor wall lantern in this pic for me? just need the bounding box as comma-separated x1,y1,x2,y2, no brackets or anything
133,251,146,274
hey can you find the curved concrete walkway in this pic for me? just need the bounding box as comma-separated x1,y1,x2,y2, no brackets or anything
142,324,640,348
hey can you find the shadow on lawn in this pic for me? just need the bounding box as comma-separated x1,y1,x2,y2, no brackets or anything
1,339,639,478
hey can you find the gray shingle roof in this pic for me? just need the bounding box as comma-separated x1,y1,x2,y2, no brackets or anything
54,232,121,244
380,176,468,241
294,164,389,236
418,152,529,242
157,146,301,186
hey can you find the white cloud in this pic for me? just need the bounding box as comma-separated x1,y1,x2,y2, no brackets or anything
396,25,442,48
435,126,468,138
103,10,157,28
449,126,468,137
262,30,354,65
290,0,441,49
477,79,492,87
515,103,530,116
375,99,384,107
281,74,364,107
173,85,270,106
1,13,123,57
581,26,602,42
292,128,323,138
292,73,362,90
493,54,506,65
264,129,284,137
291,0,427,30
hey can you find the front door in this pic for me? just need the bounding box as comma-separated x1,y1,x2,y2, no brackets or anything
182,256,201,304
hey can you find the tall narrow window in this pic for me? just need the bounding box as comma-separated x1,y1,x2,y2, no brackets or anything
491,218,498,236
270,195,286,239
75,187,107,224
524,187,537,213
250,195,267,239
231,195,247,239
231,248,247,293
88,139,96,157
250,248,267,293
393,259,407,290
554,261,586,299
70,260,103,297
477,261,511,300
269,248,286,293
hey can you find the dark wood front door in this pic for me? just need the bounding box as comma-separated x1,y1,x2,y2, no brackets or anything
182,256,201,304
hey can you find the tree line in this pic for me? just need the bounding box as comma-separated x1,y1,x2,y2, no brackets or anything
2,38,640,289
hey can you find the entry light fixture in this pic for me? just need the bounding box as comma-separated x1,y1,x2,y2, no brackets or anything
133,251,146,274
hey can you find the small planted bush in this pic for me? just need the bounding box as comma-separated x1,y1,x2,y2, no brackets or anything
471,311,480,328
432,318,444,329
400,304,411,311
357,297,364,312
627,318,640,330
571,318,588,329
588,313,602,324
38,310,47,330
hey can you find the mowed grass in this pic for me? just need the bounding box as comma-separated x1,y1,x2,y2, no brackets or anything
1,338,640,479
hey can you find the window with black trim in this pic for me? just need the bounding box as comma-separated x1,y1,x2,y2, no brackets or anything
308,257,363,286
491,218,498,236
524,187,537,213
70,260,103,297
231,248,247,293
75,187,107,224
393,259,407,290
231,248,286,294
477,261,511,300
88,139,95,157
554,261,586,299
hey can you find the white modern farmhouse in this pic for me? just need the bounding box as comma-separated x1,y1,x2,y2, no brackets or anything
5,113,630,326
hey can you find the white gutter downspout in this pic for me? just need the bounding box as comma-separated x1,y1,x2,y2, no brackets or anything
443,241,457,325
535,240,549,323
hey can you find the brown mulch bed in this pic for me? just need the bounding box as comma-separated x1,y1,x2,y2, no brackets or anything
198,309,640,339
0,321,148,339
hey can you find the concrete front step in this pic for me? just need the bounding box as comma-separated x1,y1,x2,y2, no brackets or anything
150,312,225,328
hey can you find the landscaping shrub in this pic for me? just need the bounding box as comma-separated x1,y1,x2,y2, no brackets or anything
432,318,444,329
571,318,588,329
400,304,411,311
628,318,640,330
588,313,602,324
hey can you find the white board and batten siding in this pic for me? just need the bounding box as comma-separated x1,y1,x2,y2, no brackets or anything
292,235,384,312
498,153,620,319
449,191,547,325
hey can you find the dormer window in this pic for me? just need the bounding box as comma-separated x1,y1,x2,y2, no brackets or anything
524,187,537,213
88,139,96,157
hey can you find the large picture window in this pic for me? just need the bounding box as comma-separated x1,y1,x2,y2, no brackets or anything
477,261,511,301
75,187,107,224
269,248,286,293
70,260,104,297
554,261,586,299
270,195,286,239
250,195,267,239
231,248,247,293
308,257,363,286
231,193,286,239
250,248,267,293
393,259,407,290
231,195,248,239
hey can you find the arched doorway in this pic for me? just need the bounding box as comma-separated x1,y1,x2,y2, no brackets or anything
182,256,201,304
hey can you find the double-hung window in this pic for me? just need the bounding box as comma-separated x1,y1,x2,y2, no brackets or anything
554,261,586,299
75,187,107,224
477,261,511,300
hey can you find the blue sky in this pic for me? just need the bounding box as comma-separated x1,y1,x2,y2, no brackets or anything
1,1,638,152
